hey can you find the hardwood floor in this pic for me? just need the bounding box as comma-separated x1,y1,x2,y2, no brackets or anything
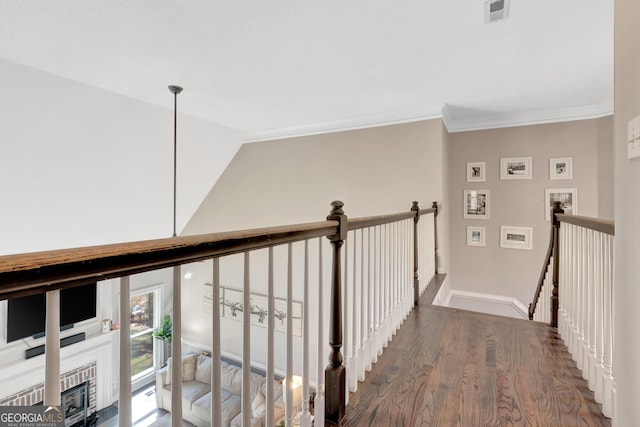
340,278,610,427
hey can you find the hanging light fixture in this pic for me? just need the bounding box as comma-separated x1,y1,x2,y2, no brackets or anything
168,85,183,237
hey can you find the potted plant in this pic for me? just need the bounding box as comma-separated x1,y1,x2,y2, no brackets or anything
153,314,172,364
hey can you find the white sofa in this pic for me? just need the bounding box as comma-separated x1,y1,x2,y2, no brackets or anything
155,354,285,427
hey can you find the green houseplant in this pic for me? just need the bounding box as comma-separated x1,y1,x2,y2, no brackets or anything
153,314,172,364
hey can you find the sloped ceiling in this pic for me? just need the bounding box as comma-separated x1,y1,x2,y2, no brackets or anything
0,1,613,139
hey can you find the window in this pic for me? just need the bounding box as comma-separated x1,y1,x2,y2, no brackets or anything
130,290,157,379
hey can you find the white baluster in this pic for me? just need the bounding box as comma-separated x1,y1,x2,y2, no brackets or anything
314,238,325,427
558,225,568,336
366,227,373,372
602,234,614,418
242,253,252,427
342,237,350,402
575,226,585,368
359,229,367,380
211,260,223,427
593,234,604,404
171,266,183,427
570,224,579,358
586,229,596,389
350,231,358,392
285,245,294,427
301,241,312,427
383,223,388,348
118,278,132,427
45,289,61,407
359,229,367,382
374,226,381,360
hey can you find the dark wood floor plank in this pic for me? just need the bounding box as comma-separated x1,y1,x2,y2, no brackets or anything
340,282,611,427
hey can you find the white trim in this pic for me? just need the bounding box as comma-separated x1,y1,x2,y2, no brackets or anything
442,102,613,133
245,110,442,143
0,331,114,409
445,290,528,319
432,276,450,307
244,102,613,142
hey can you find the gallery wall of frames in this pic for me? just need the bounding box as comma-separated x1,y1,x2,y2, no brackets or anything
463,156,577,251
447,117,611,306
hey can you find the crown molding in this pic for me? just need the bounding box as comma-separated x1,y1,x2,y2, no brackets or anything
243,101,614,143
442,101,613,133
244,110,442,143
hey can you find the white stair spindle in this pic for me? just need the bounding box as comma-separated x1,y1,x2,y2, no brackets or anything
314,238,325,427
44,289,61,407
171,266,183,426
211,259,222,427
118,278,132,427
301,241,312,427
266,248,276,427
242,253,251,427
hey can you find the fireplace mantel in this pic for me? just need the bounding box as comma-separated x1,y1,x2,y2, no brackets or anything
0,330,115,410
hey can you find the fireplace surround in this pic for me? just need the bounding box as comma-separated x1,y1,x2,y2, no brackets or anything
0,331,114,413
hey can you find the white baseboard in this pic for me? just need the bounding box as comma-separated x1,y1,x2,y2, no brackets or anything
442,290,528,319
433,275,451,306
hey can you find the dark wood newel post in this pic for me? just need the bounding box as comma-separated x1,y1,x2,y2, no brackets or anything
551,201,564,328
432,201,439,275
326,200,347,424
411,201,420,305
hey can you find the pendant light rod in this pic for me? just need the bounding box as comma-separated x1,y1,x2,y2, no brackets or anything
168,85,183,238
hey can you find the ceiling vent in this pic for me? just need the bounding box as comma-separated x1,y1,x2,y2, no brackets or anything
485,0,510,23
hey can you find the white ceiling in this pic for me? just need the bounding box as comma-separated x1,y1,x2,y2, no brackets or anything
0,1,613,140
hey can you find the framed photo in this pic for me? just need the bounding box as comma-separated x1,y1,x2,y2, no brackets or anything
500,157,533,180
463,190,490,219
466,162,486,182
500,226,533,250
545,188,578,221
466,226,486,247
549,157,573,180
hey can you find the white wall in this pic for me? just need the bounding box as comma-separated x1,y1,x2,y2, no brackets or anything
180,119,449,371
447,118,612,309
0,58,245,405
613,0,640,424
0,59,245,255
183,120,446,232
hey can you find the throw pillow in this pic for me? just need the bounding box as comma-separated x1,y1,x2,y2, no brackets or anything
165,357,173,385
182,354,197,382
251,392,266,418
195,354,212,384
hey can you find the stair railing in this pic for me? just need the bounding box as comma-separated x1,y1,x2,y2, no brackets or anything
0,200,439,427
530,201,615,417
529,201,564,324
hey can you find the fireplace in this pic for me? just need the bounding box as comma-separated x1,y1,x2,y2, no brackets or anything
0,362,97,419
61,381,89,427
0,330,114,414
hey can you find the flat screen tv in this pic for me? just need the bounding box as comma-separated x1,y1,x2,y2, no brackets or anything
6,283,97,343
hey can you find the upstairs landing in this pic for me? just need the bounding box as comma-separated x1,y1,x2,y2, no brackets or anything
341,276,610,426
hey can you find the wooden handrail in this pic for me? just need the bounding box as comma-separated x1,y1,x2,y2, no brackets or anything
530,205,616,324
529,224,555,320
0,221,337,301
556,213,615,236
0,200,443,426
346,208,435,231
0,205,440,301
